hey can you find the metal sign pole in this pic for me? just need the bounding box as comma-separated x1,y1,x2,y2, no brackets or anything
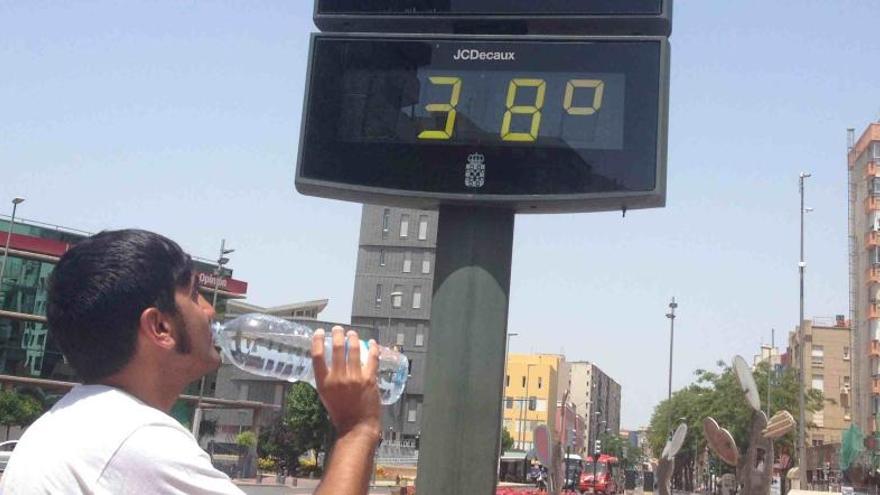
416,205,515,495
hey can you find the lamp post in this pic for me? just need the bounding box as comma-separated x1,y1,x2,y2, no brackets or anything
797,172,811,487
593,414,603,485
192,239,234,438
500,332,517,455
665,297,677,402
0,197,25,298
519,363,537,450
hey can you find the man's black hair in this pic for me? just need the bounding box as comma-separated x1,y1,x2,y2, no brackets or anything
47,229,194,383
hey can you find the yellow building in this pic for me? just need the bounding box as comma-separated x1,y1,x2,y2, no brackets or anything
503,354,561,451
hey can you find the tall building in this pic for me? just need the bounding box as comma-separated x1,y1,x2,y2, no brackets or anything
350,205,437,443
848,123,880,434
788,319,853,445
564,361,621,455
503,353,562,451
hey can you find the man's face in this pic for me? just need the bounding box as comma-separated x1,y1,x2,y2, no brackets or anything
170,275,220,377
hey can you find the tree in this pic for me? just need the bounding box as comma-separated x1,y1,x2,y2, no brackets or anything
0,390,43,439
646,361,823,492
285,382,333,462
501,426,514,455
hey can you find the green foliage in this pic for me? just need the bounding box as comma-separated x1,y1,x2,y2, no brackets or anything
0,390,43,437
599,431,626,458
501,426,514,455
257,382,333,476
285,382,332,456
236,430,257,449
646,361,823,490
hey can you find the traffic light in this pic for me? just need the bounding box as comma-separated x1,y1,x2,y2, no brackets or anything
594,439,602,454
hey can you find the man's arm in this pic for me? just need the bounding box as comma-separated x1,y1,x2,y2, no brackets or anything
311,326,382,495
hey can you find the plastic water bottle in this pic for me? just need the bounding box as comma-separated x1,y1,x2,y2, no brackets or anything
212,313,409,405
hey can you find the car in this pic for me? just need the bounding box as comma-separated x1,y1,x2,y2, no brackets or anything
0,440,18,472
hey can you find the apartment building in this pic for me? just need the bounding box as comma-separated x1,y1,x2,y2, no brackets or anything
503,353,562,451
848,123,880,434
350,205,438,443
788,318,853,446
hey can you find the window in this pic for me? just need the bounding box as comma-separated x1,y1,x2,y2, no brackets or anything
811,345,824,366
415,333,424,347
844,346,851,360
522,376,526,387
396,333,405,346
400,214,410,238
382,208,390,236
408,408,417,422
506,375,510,387
874,142,880,159
505,396,513,409
872,247,880,265
528,396,537,411
813,410,824,428
375,284,382,307
418,215,429,240
379,249,386,266
403,253,412,273
538,377,543,389
812,374,824,391
392,285,403,308
412,287,422,309
872,177,880,196
422,257,431,274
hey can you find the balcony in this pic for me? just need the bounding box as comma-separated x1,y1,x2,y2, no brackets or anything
869,231,880,249
868,267,880,285
868,161,880,178
874,378,880,395
872,340,880,358
868,197,880,213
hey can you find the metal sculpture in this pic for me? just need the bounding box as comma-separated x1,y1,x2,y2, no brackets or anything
657,423,688,495
703,356,796,495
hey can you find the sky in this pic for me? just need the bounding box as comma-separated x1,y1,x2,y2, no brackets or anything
2,1,879,429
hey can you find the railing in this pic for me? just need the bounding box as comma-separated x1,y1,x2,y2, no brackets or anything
871,340,880,358
868,267,880,285
867,197,880,213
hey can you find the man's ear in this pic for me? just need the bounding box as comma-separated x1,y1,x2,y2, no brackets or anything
139,307,176,351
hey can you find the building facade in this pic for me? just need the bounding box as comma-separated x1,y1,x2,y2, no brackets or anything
567,361,621,455
848,123,880,434
503,353,562,451
788,319,853,447
350,205,438,443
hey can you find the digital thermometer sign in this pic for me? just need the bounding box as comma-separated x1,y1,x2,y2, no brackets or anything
295,34,669,213
314,0,671,36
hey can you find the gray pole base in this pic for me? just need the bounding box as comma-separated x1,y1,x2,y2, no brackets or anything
416,206,515,495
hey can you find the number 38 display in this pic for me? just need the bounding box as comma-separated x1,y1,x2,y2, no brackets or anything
296,34,669,213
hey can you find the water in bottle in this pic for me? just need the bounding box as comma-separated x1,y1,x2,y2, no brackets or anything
212,313,409,405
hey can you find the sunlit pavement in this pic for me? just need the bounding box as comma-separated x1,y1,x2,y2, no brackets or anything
233,477,405,494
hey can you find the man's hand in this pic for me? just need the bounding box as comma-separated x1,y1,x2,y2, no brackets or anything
311,326,382,441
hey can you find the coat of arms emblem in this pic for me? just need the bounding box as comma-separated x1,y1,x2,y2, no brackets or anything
464,153,486,188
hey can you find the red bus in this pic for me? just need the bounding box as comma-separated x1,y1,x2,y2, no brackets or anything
578,454,620,495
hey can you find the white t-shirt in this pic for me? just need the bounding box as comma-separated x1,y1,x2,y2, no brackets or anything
0,384,245,494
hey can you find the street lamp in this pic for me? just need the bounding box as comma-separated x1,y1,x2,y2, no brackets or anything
192,239,235,438
797,172,811,487
499,332,517,456
519,363,537,450
0,197,25,299
665,297,677,402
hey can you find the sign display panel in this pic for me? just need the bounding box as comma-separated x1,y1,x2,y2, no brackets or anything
314,0,671,36
295,34,669,213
